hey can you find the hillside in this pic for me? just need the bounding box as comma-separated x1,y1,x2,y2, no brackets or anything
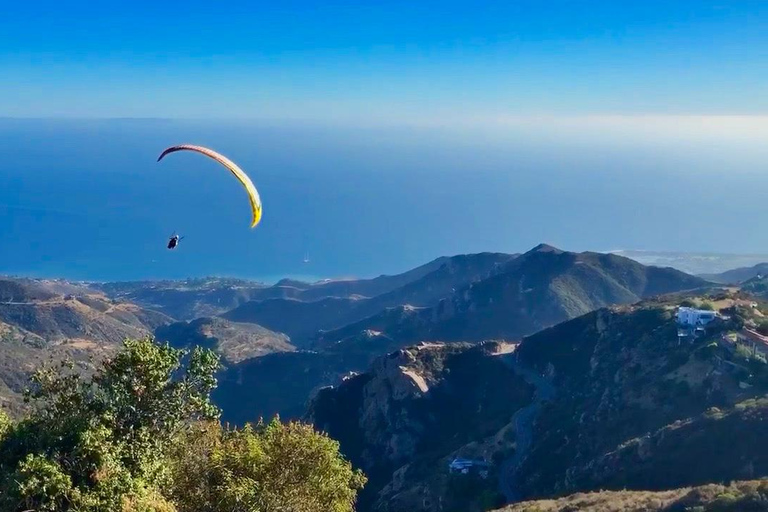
316,244,709,348
154,316,294,364
213,327,421,425
308,291,768,512
287,255,467,300
224,252,514,344
213,348,376,424
611,250,768,276
566,396,768,492
743,275,768,299
513,297,768,500
95,254,513,322
0,277,173,416
93,277,273,320
495,480,768,511
308,341,533,512
702,262,768,284
224,296,361,343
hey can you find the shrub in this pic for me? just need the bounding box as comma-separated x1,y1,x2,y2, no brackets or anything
0,409,10,441
0,337,220,511
169,418,366,512
0,337,366,512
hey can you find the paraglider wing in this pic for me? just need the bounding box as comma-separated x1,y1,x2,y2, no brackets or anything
157,144,262,228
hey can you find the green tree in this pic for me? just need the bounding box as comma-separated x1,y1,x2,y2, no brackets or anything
170,418,366,512
0,338,367,512
0,409,11,441
0,337,220,512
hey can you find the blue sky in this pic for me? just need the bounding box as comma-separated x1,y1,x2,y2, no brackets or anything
2,0,767,120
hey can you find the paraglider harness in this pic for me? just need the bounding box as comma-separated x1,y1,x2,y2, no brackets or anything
167,234,183,249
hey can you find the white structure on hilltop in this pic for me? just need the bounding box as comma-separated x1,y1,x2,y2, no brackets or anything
676,307,717,327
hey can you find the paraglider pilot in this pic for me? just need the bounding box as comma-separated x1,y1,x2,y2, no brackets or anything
167,234,182,250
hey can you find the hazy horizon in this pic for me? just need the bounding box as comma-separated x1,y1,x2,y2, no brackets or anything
1,117,767,282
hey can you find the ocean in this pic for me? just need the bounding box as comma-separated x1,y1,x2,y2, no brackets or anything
1,118,767,282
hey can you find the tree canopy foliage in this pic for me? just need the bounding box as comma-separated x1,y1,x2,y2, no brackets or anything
0,337,365,512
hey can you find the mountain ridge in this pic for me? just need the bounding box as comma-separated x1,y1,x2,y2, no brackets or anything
223,252,515,344
702,262,768,284
95,253,515,322
316,245,710,347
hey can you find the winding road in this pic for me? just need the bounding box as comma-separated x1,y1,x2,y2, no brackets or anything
497,353,556,503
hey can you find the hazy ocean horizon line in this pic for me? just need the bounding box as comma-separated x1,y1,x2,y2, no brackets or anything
4,247,768,285
0,267,336,286
2,119,768,283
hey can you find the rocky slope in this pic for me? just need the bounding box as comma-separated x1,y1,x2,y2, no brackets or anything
308,341,533,512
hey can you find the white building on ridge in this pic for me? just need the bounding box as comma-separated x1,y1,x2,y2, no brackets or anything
676,307,717,327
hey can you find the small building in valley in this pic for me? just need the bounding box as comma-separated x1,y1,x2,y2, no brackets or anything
448,458,490,478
